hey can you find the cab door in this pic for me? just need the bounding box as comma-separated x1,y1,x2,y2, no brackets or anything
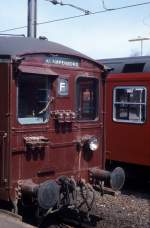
76,76,103,171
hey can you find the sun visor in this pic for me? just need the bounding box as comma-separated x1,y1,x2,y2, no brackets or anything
18,65,58,77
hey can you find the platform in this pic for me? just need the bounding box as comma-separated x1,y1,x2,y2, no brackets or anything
0,210,35,228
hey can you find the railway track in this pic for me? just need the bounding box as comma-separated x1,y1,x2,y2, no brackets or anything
94,180,150,228
0,181,149,228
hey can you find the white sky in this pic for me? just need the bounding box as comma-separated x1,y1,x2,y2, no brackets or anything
1,0,150,59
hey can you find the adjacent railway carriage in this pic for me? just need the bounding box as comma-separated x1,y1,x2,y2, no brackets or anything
100,56,150,178
0,36,124,226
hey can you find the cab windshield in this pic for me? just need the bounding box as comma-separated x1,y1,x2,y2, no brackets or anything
76,77,99,120
18,74,50,124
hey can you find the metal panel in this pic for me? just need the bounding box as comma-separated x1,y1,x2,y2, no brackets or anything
18,65,58,76
99,56,150,73
0,37,103,69
0,63,10,191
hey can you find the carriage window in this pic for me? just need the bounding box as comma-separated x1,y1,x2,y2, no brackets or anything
76,77,98,120
113,86,146,124
18,75,50,124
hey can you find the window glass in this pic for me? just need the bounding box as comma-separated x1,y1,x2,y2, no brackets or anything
76,77,98,120
113,87,146,123
18,74,50,124
122,63,145,73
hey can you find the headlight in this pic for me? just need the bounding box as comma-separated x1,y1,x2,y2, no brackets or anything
89,137,99,151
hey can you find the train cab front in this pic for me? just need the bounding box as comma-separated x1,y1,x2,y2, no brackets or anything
10,51,125,227
12,54,104,180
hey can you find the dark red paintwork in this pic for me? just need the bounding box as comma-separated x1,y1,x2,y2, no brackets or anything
102,57,150,169
0,37,105,203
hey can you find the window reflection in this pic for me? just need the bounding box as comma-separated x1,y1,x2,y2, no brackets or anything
113,87,146,123
77,78,98,120
18,74,50,124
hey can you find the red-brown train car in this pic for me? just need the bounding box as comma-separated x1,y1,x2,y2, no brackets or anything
100,56,150,179
0,36,124,226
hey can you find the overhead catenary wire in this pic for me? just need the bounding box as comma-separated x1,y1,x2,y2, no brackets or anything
1,1,150,33
143,13,150,28
45,0,92,15
102,0,113,11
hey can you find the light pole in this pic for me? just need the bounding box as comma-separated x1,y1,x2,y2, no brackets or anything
28,0,37,38
128,37,150,56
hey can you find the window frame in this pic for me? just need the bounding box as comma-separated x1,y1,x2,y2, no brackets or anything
76,76,99,122
17,73,51,125
113,86,147,124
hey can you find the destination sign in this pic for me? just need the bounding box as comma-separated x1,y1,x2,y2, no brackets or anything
45,55,80,67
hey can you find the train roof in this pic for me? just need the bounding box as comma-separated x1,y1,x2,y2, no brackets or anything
98,56,150,73
0,36,103,68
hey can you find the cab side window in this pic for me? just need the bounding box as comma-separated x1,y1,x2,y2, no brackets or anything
113,86,147,124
